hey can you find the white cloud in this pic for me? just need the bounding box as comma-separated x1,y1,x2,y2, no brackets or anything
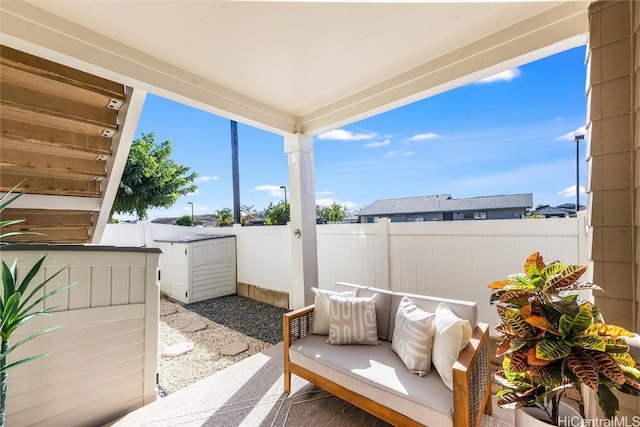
475,68,521,84
316,198,358,210
254,184,286,197
558,185,586,198
182,204,209,213
316,191,334,196
364,139,390,148
556,126,586,141
197,175,220,183
317,129,377,141
408,133,439,141
384,150,415,158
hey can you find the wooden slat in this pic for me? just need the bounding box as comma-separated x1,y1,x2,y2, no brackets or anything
0,208,93,227
1,146,106,179
0,118,112,159
1,64,120,109
0,172,101,196
0,45,125,100
0,82,118,131
1,226,89,243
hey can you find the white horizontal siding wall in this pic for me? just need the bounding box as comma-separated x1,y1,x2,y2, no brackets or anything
0,247,160,427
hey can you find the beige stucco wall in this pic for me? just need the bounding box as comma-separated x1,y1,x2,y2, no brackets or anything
587,0,638,417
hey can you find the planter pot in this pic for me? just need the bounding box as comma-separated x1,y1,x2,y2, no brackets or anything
515,402,582,426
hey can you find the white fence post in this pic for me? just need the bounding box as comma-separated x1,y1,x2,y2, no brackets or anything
376,218,391,289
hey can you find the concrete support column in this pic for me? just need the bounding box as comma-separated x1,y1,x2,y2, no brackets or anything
285,133,319,309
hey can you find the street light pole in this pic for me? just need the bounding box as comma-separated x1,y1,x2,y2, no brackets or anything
280,186,287,205
575,134,584,216
187,202,194,226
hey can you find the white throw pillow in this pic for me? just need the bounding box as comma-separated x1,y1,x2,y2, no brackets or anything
326,294,379,345
432,302,473,391
311,287,357,335
391,296,435,376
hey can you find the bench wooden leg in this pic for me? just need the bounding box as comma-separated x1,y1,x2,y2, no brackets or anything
284,369,291,394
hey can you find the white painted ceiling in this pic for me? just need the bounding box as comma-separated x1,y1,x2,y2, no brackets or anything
1,1,589,135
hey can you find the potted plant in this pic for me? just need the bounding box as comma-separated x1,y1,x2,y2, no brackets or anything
0,187,73,427
488,252,640,426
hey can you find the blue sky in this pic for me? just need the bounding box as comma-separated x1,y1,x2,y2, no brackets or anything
123,45,587,221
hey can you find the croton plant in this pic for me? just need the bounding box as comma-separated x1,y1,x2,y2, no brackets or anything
488,252,640,424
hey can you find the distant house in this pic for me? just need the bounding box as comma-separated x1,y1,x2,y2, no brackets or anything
356,193,533,223
533,203,586,218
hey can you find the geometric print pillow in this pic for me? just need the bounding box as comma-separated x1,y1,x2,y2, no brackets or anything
391,296,436,376
326,294,379,346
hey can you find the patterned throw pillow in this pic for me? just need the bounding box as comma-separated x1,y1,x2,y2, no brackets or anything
311,287,357,335
326,294,379,345
391,296,436,376
432,302,473,391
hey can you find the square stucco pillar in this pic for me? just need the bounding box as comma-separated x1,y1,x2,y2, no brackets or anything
285,133,319,309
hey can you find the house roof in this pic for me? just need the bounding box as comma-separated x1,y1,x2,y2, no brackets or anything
356,193,533,217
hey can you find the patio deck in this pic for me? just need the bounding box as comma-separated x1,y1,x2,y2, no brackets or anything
109,343,514,427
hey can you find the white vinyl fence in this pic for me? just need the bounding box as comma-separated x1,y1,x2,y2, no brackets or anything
104,215,586,329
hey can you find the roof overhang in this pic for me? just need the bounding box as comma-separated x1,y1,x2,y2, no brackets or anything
1,1,589,136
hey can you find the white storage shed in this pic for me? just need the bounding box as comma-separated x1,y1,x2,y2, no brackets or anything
155,235,236,304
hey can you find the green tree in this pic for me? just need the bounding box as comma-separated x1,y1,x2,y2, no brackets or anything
175,215,194,226
240,204,256,226
214,208,233,227
317,202,348,223
111,133,198,220
265,201,290,225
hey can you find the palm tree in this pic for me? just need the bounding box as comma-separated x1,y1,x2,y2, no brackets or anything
213,208,234,227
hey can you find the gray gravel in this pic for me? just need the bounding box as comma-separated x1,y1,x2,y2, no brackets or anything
186,295,289,345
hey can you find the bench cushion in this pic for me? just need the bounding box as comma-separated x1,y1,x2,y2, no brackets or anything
289,334,455,427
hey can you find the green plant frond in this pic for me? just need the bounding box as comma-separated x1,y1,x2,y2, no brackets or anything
18,283,75,319
0,183,25,211
536,338,571,361
0,219,25,229
1,260,17,306
559,306,593,337
596,386,620,419
544,265,587,292
614,352,638,368
497,390,530,409
540,262,564,280
0,326,59,362
510,273,535,288
620,365,640,379
3,310,53,339
503,308,536,338
16,255,48,295
604,338,630,354
587,323,635,339
0,353,50,375
0,292,21,334
510,339,527,351
572,335,606,352
499,289,534,306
